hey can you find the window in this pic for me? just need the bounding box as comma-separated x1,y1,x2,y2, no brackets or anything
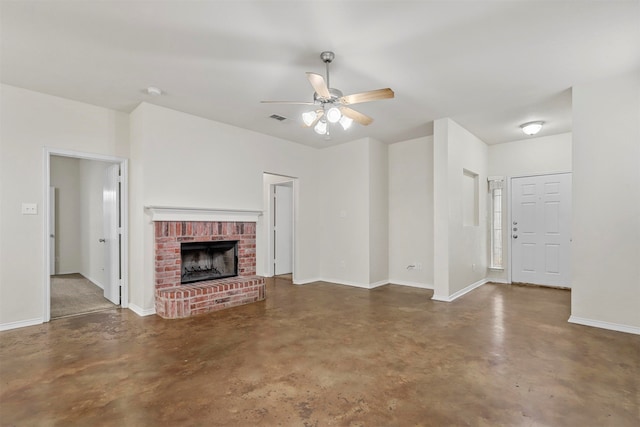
488,177,504,269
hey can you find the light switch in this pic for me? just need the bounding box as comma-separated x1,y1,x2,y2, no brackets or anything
22,203,37,215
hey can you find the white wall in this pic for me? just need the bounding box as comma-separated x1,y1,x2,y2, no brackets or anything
434,118,489,300
487,132,573,283
50,156,81,274
388,136,434,287
79,159,111,288
128,102,321,312
0,84,129,328
368,138,389,285
571,71,640,332
318,138,371,286
489,132,572,178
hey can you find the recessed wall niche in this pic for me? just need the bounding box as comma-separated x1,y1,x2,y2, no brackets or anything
462,169,479,227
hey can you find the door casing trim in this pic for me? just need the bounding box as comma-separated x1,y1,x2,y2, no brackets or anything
43,148,129,321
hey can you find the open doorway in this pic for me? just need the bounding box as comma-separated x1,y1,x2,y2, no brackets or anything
263,173,296,281
44,149,128,321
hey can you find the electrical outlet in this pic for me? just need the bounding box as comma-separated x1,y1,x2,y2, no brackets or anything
417,263,423,271
22,203,37,215
339,260,346,269
472,263,476,271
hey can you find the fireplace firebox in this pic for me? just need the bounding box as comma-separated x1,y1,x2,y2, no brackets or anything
180,240,238,284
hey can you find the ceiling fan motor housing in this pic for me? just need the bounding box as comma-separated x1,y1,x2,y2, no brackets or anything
320,51,335,63
313,87,343,104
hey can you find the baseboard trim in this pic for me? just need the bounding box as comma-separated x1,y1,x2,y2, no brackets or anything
568,316,640,335
319,278,376,289
388,279,434,290
432,278,488,302
80,273,105,290
487,279,510,285
293,277,322,285
0,317,43,331
369,280,388,289
128,303,156,317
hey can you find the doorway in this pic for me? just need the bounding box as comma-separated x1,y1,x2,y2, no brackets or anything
273,182,293,276
44,149,129,321
510,173,572,287
263,173,296,280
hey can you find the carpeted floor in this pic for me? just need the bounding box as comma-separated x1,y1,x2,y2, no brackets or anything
50,274,116,319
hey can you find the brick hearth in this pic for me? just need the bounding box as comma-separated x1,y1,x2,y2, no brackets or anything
154,221,265,319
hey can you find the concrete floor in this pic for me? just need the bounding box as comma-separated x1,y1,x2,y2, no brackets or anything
1,277,638,426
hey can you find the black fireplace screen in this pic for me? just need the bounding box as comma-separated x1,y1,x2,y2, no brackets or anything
180,240,238,284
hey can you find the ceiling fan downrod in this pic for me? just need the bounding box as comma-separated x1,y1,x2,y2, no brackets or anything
320,51,335,90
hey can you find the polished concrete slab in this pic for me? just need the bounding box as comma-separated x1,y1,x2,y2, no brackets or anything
1,278,639,426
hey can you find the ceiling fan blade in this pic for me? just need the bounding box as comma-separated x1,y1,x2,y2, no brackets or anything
340,107,373,126
306,72,331,99
260,100,316,105
339,88,394,105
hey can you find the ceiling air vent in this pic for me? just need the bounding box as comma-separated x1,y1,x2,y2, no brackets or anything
269,114,287,122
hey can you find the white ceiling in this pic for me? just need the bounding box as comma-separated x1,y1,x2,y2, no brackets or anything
2,1,639,148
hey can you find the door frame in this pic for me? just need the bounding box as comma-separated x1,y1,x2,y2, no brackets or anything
273,181,294,276
43,148,129,321
263,173,297,280
507,171,572,285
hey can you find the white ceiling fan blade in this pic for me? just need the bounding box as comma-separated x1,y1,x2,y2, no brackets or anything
340,107,373,126
306,72,331,99
339,88,394,105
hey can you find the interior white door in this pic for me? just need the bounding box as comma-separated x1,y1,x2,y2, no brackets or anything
103,164,120,304
49,186,56,275
511,173,572,287
274,184,293,275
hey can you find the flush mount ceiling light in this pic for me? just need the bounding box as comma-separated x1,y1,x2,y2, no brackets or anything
146,86,163,96
520,121,544,136
261,51,394,138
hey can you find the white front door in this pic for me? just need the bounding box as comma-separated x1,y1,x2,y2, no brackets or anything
511,173,572,287
103,164,120,304
274,184,293,275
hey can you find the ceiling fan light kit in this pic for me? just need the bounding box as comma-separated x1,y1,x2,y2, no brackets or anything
261,51,394,138
520,121,544,136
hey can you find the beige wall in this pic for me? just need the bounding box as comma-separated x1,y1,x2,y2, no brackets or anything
388,136,434,287
489,132,572,178
127,102,322,312
368,138,389,285
571,71,640,331
50,156,81,274
0,84,129,328
318,138,371,286
434,118,488,300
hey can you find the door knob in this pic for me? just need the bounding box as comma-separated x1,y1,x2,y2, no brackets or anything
99,238,106,243
512,234,518,239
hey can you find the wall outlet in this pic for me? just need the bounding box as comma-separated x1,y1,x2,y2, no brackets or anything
22,203,37,215
416,263,423,271
339,260,346,269
472,263,476,271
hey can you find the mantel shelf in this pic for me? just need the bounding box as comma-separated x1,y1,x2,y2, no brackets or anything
145,206,263,222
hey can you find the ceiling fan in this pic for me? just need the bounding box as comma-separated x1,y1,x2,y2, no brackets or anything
261,51,394,135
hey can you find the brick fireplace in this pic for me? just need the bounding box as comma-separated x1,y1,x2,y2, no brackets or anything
153,216,265,319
